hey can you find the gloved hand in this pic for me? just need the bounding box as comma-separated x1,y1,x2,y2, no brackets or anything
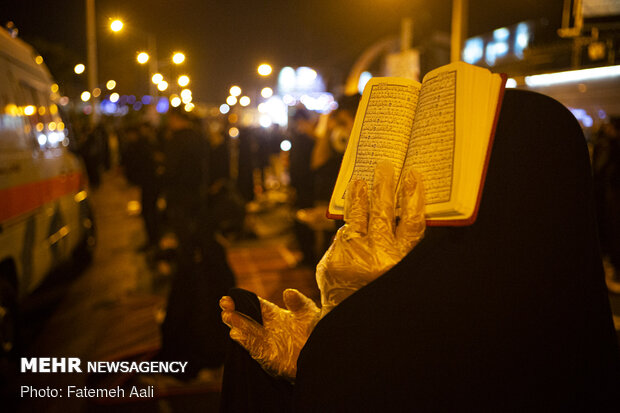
316,160,426,316
220,288,320,380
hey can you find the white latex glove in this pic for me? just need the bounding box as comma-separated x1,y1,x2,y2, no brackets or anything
316,160,426,316
220,288,320,380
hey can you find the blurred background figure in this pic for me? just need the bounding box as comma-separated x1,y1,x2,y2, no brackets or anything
593,117,620,293
158,107,235,381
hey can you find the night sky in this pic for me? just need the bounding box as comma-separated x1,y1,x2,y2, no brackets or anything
2,1,563,104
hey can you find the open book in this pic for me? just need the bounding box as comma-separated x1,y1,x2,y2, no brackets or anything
327,62,506,226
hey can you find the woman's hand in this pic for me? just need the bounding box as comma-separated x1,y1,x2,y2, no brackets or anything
317,160,426,316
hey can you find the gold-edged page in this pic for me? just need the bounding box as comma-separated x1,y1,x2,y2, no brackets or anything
329,77,420,213
459,70,502,218
404,62,462,216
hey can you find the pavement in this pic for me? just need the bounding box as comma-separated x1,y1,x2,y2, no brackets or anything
14,170,316,412
10,169,620,412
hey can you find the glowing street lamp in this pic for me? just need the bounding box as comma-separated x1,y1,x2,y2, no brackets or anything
157,80,169,91
137,52,150,64
261,87,273,98
172,52,185,64
106,80,116,90
239,96,251,107
74,63,86,74
110,19,124,32
258,63,272,76
81,91,91,102
229,86,241,97
226,95,238,106
178,75,190,87
170,96,182,107
152,73,163,84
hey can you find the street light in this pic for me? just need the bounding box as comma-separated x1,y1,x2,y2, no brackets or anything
157,80,169,91
178,75,190,87
137,52,150,64
239,96,251,106
106,80,116,90
81,91,91,102
172,52,185,64
226,95,238,106
258,63,272,76
261,87,273,98
152,73,163,84
74,63,86,74
230,86,241,97
110,19,124,32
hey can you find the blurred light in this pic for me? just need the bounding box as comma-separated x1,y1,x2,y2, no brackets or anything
296,67,317,89
598,109,607,119
141,95,152,104
228,127,240,138
170,96,182,107
106,80,116,90
358,71,373,94
259,115,272,128
239,96,251,106
49,104,58,115
180,89,192,100
83,105,92,115
278,67,296,93
110,19,123,32
226,95,237,106
59,96,69,106
261,87,273,98
505,78,517,88
133,102,143,111
282,94,295,106
280,139,292,151
228,113,238,123
263,96,288,126
127,95,136,104
137,52,149,64
184,102,195,112
57,122,65,131
178,75,190,87
152,73,163,84
92,87,101,98
81,91,91,102
514,23,530,58
172,52,185,64
38,106,46,115
463,37,484,64
525,65,620,87
230,86,241,97
36,122,44,132
35,55,44,65
48,132,61,145
257,102,267,113
583,116,593,127
157,81,169,91
24,105,36,116
493,27,510,41
37,134,47,145
110,92,120,103
49,121,57,131
51,84,59,93
74,63,85,74
219,104,230,114
258,63,272,76
156,97,169,113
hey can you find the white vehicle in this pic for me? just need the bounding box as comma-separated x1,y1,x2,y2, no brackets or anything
0,28,95,356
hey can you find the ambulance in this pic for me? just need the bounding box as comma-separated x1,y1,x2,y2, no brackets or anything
0,27,95,355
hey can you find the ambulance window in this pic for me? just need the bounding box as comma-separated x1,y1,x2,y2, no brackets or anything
0,63,30,152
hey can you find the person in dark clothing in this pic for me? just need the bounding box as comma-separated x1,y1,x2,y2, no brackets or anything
593,117,620,292
158,107,235,379
219,90,620,411
288,107,318,266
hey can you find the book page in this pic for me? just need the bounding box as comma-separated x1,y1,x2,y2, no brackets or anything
349,81,419,190
403,70,456,205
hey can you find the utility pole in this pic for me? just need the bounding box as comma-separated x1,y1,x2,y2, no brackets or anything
86,0,99,124
451,0,468,63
